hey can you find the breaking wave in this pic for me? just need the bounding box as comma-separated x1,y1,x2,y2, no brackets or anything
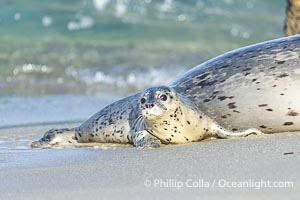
65,65,186,90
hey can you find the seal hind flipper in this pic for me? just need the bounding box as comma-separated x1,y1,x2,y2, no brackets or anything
31,128,78,148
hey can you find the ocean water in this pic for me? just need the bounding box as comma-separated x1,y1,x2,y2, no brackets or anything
0,0,286,128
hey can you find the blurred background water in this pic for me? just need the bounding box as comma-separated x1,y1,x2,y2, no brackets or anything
0,0,286,128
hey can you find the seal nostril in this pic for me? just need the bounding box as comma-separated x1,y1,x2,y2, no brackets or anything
145,104,155,109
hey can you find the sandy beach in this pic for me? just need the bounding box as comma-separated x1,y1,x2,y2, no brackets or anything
0,125,299,200
0,1,297,200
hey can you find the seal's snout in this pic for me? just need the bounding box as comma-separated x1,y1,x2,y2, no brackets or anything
141,101,164,118
139,85,175,118
145,103,155,109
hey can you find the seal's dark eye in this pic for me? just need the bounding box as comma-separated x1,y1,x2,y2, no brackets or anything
140,97,146,104
160,94,168,101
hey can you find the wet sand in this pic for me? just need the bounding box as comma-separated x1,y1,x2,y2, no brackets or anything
0,125,299,200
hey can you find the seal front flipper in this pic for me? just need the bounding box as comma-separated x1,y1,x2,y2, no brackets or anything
210,123,263,139
132,130,161,149
130,112,161,148
31,128,78,148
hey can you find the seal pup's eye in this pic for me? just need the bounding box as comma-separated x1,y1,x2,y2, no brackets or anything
140,97,146,104
159,94,168,101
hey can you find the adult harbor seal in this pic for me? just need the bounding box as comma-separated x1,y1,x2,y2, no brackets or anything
31,34,300,148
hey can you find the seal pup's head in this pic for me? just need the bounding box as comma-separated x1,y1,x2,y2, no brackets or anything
139,86,179,121
138,85,209,144
139,86,206,143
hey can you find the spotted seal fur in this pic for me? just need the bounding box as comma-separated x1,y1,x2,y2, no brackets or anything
31,35,300,148
132,86,261,147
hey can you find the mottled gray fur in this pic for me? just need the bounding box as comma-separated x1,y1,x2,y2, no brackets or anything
31,35,300,148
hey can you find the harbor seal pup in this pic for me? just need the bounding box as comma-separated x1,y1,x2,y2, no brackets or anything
31,34,300,148
132,86,261,147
